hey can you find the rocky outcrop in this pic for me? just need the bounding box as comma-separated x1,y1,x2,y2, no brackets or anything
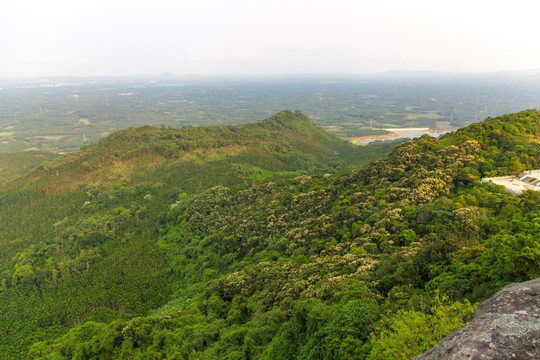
414,278,540,360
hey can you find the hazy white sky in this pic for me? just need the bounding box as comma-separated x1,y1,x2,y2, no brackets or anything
1,0,539,77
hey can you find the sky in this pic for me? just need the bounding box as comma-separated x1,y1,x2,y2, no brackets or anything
1,0,540,77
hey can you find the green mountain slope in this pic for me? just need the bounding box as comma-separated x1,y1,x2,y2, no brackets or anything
1,110,539,359
25,109,540,360
0,111,398,359
0,151,58,184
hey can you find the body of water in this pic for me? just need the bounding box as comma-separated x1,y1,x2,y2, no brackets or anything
355,129,454,144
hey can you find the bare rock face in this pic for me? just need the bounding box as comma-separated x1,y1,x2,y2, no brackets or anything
414,278,540,360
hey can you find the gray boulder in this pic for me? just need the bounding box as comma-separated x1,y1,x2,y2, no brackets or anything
413,278,540,360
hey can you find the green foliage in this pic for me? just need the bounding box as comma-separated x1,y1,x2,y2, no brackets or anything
367,297,476,359
0,110,539,359
0,151,58,183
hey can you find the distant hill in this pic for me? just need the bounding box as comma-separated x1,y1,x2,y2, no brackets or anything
0,110,539,359
2,110,379,194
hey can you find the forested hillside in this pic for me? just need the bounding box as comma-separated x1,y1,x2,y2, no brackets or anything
0,111,397,359
0,110,539,359
0,151,58,184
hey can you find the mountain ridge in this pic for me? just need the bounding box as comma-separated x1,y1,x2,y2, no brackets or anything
1,110,365,193
0,110,539,359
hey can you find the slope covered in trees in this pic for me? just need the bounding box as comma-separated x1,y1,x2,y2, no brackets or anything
0,111,398,358
1,110,539,359
0,151,58,184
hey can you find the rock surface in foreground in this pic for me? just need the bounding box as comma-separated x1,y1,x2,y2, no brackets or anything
414,278,540,360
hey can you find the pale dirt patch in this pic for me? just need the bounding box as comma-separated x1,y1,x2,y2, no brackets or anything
34,135,65,141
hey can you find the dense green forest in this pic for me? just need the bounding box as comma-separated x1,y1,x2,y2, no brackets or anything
0,111,398,358
0,110,539,359
0,151,58,183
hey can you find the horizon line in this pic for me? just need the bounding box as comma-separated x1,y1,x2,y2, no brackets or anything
2,68,540,81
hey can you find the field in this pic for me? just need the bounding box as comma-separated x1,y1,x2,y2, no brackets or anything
1,72,540,153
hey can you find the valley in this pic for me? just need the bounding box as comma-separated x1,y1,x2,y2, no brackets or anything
2,72,540,153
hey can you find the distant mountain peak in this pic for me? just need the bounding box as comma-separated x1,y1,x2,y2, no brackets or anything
2,111,357,193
